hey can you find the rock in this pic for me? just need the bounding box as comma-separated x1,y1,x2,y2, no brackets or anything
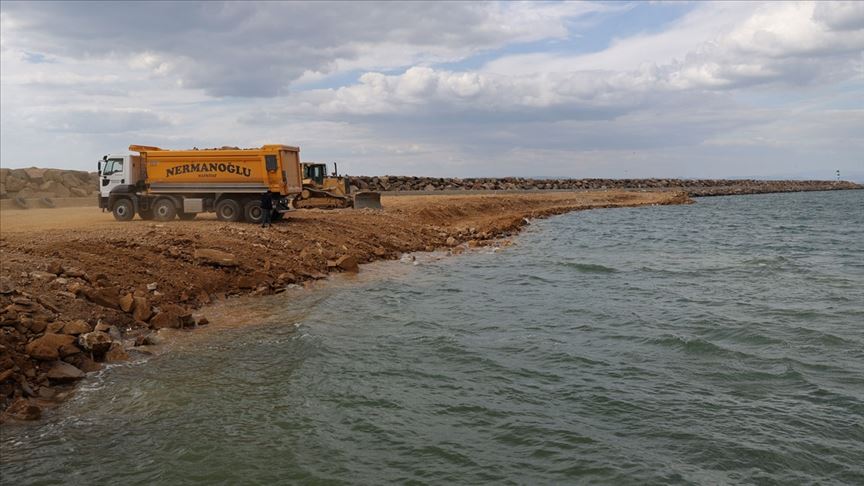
46,361,85,382
30,271,57,280
331,255,359,273
24,168,46,182
11,296,32,305
47,321,65,333
71,355,101,373
63,267,88,279
78,331,112,355
236,275,258,289
132,297,152,322
446,236,457,246
80,288,119,309
58,342,82,357
70,187,89,197
149,303,192,329
62,172,83,188
104,343,129,363
47,261,64,275
193,248,237,267
5,175,27,193
119,293,134,312
2,398,42,421
197,290,211,304
62,319,92,335
40,180,71,197
25,333,77,361
196,316,209,326
146,282,158,291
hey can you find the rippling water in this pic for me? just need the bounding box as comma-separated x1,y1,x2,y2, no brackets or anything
3,190,864,484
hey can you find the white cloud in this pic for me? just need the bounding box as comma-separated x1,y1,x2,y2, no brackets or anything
1,1,862,180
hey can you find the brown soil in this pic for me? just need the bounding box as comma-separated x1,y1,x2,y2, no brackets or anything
0,190,690,422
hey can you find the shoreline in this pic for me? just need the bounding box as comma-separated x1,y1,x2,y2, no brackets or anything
1,190,682,422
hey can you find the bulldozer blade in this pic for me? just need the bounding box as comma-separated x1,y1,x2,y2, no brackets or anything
353,191,382,209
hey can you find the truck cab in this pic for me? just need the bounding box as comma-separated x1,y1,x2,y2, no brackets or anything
98,154,142,216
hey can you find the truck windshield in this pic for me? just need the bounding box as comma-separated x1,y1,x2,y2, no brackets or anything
103,158,124,175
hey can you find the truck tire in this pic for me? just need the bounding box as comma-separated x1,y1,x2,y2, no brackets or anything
178,212,197,221
153,198,177,221
243,200,264,224
112,198,134,221
216,198,241,222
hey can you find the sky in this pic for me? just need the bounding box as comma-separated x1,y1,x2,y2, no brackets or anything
1,1,863,180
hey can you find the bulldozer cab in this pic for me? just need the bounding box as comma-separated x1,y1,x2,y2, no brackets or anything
303,163,327,185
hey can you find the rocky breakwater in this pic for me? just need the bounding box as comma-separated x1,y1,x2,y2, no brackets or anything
0,167,100,201
348,176,862,196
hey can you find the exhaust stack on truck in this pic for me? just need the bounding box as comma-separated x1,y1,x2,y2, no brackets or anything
98,144,303,223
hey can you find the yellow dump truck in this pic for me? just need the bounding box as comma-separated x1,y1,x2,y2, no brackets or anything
98,144,303,223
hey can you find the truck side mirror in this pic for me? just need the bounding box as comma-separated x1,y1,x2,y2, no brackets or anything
98,161,102,173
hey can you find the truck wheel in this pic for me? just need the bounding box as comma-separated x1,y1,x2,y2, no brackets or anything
243,200,264,224
178,212,197,220
216,198,241,222
112,198,134,221
153,198,177,221
138,208,154,220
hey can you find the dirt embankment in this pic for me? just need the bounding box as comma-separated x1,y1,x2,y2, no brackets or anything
0,190,690,422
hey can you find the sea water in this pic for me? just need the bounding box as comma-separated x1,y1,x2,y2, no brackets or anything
2,190,863,485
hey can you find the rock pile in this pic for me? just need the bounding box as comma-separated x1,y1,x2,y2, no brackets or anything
348,176,862,196
0,167,99,200
0,263,203,422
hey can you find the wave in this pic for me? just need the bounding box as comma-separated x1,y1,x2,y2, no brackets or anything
561,262,619,274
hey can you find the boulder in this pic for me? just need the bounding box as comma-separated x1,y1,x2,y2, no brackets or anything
62,319,92,335
62,172,84,188
23,168,46,182
327,255,359,273
52,183,71,198
236,275,258,289
2,398,42,421
5,175,27,192
119,293,134,313
80,288,119,309
78,331,112,354
70,187,89,197
94,322,122,341
104,343,129,363
193,248,237,267
58,342,82,357
25,333,77,361
46,361,85,382
47,261,64,275
149,304,191,329
132,297,152,321
63,267,88,279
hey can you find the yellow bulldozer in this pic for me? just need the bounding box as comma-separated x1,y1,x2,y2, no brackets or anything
292,162,382,209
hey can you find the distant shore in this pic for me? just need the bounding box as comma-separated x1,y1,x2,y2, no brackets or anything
1,166,860,206
0,190,689,422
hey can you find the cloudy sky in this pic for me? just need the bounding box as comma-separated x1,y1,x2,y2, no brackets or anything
1,1,862,180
